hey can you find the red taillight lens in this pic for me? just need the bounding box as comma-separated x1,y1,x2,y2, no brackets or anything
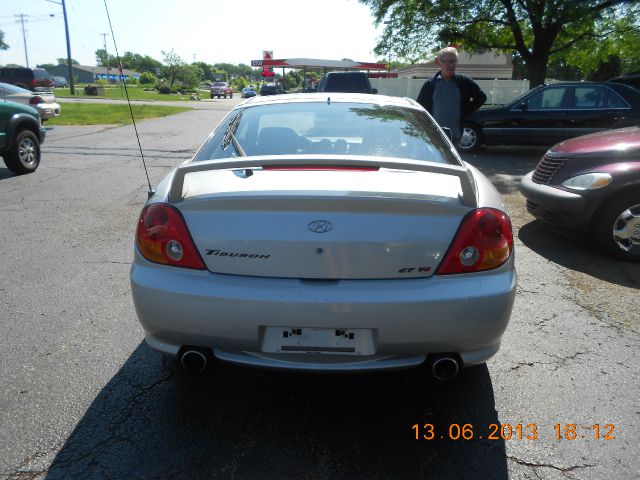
437,208,513,275
29,95,44,105
136,203,206,270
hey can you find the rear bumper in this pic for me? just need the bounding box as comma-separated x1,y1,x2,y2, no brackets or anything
131,251,516,371
36,102,61,120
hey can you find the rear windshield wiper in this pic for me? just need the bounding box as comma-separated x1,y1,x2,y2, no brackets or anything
221,112,246,157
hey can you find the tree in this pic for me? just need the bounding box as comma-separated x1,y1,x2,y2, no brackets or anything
120,52,162,74
0,31,8,51
95,49,116,67
360,0,638,88
139,71,157,85
161,49,185,88
561,13,640,78
285,70,303,89
57,57,79,65
231,76,249,91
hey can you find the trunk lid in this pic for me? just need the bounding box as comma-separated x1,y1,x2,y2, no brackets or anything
175,166,472,279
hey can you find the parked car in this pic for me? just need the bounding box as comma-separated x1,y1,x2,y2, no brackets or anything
0,82,61,121
210,82,233,99
51,76,67,88
259,83,286,95
0,67,53,92
130,93,516,379
0,99,46,174
520,126,640,261
459,81,640,152
317,71,377,94
607,72,640,91
241,86,256,98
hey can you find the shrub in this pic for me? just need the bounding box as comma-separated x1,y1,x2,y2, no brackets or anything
139,72,156,85
125,77,138,85
158,85,172,94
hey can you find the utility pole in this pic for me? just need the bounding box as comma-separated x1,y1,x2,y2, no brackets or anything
100,33,110,83
45,0,75,94
16,14,29,67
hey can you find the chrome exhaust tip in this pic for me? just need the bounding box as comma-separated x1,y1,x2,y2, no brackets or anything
180,349,208,373
430,356,460,381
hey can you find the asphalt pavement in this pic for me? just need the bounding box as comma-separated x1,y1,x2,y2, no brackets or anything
0,101,638,480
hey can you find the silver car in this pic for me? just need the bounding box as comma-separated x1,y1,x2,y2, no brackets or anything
130,93,516,379
0,82,61,121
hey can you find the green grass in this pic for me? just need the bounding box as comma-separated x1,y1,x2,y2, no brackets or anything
47,102,192,125
54,85,211,102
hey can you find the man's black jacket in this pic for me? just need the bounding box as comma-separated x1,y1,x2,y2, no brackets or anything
416,72,487,120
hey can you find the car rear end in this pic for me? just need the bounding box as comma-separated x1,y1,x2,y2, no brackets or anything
31,68,54,92
30,91,61,120
130,95,516,374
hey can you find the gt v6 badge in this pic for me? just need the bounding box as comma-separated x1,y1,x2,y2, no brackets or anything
308,220,333,233
399,267,432,273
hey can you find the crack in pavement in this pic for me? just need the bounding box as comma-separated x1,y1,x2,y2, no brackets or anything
511,350,594,372
10,442,65,479
45,371,175,475
506,454,596,478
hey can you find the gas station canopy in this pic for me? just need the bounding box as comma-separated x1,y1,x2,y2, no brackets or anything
250,58,388,71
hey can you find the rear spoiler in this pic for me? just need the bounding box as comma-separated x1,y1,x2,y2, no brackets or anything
167,156,477,207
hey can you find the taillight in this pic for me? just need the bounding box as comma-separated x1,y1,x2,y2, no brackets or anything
136,203,206,270
437,208,513,275
29,96,44,105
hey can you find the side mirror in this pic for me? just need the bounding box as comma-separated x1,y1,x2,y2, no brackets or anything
441,127,453,140
371,88,378,94
515,101,528,111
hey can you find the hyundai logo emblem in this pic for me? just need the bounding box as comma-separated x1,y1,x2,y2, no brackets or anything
308,220,333,233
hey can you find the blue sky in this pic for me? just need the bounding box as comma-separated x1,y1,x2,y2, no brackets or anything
0,0,384,68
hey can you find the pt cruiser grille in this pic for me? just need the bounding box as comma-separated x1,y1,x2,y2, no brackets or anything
532,155,567,185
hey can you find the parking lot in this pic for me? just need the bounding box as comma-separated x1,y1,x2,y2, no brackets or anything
0,100,638,479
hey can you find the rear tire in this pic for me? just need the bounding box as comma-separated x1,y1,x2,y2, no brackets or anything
458,124,482,152
3,129,41,174
595,191,640,262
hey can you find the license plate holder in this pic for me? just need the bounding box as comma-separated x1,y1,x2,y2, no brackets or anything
261,327,375,355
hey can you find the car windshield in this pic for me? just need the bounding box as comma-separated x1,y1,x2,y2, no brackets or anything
213,82,227,87
194,100,458,164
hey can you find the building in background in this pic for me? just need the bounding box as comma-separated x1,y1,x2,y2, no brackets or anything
46,64,140,83
398,51,513,80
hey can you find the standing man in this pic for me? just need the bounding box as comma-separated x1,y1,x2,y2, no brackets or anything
417,47,486,145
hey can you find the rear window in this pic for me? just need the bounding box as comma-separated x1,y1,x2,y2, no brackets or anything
322,74,370,93
195,101,458,165
33,69,51,79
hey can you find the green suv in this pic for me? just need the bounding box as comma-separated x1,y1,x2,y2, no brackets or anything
0,99,46,174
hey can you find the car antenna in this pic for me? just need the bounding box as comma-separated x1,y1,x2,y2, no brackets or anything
103,0,155,199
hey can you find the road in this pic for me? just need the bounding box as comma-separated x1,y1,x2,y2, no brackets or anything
0,98,638,480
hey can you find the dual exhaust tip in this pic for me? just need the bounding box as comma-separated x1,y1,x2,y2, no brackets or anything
179,348,461,380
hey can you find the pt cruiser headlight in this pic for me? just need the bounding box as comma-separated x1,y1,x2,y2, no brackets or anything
561,173,612,190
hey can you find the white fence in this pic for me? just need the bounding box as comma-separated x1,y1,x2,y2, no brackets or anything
370,78,530,105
